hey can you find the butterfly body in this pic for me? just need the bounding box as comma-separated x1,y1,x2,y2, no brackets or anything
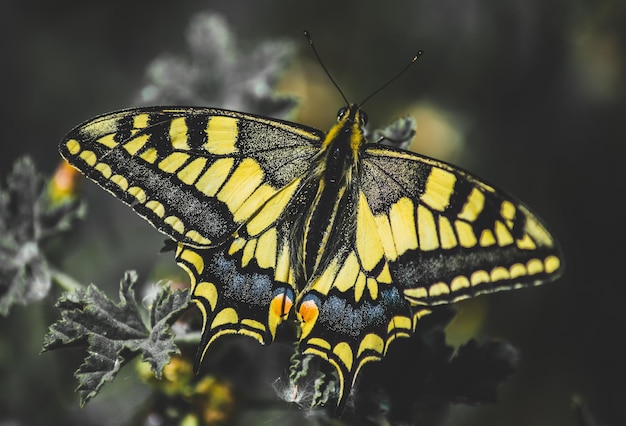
60,103,563,409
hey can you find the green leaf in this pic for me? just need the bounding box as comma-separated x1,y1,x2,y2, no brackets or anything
42,271,190,406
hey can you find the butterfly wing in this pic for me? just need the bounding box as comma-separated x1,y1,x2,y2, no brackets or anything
360,144,563,305
295,142,563,408
59,106,323,354
176,172,310,365
59,106,324,248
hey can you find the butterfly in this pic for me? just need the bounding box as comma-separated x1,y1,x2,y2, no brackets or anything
59,101,563,409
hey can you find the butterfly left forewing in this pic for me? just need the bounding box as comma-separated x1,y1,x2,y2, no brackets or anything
59,106,323,248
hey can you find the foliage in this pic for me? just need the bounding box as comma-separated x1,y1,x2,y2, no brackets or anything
0,156,84,315
136,11,297,118
371,115,417,150
42,271,189,406
342,308,519,424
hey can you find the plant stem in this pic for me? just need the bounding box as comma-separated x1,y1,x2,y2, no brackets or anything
50,267,84,292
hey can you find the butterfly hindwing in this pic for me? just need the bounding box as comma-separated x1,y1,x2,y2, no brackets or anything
176,243,296,366
59,107,323,248
176,170,317,369
294,180,433,408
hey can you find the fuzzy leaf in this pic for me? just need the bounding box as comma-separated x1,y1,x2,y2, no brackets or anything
42,271,190,406
136,12,297,118
372,115,417,150
38,191,86,239
344,307,520,424
443,338,519,404
0,157,42,240
0,157,50,315
0,157,85,315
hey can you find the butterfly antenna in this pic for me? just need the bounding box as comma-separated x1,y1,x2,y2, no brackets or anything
358,50,424,108
303,30,350,106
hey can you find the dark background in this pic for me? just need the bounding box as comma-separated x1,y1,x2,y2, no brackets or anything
1,1,625,425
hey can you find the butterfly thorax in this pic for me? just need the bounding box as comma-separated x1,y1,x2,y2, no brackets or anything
298,105,365,284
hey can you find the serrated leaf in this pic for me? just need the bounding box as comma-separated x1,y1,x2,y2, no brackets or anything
38,193,86,239
150,281,190,328
136,11,297,119
372,116,417,150
0,156,42,240
0,157,50,315
444,339,519,404
42,271,190,406
342,308,520,423
0,157,85,315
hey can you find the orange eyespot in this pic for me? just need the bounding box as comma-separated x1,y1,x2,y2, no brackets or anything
298,299,319,324
270,292,293,318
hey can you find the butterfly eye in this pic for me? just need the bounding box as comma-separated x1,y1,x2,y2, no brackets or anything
359,111,368,126
337,107,348,121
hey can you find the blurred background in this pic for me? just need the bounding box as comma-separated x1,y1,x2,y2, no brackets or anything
1,0,625,425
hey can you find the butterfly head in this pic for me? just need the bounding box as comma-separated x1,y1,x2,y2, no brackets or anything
336,104,368,128
324,104,368,155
